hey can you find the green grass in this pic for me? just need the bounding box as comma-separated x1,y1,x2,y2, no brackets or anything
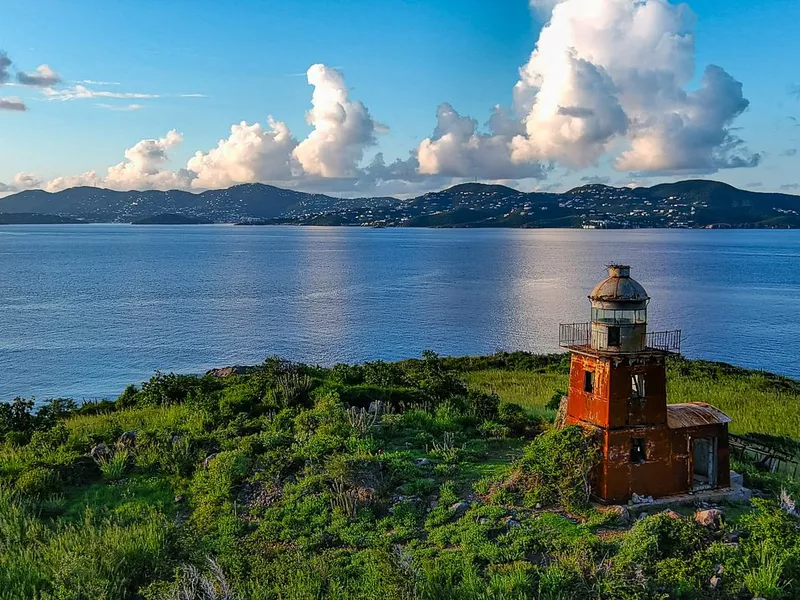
66,403,211,439
465,363,800,440
464,370,567,417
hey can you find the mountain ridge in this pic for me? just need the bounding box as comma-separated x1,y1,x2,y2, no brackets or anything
1,179,798,228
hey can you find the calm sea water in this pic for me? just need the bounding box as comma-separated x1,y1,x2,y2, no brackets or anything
2,225,799,401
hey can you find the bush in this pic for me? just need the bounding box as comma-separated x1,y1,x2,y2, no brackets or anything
498,402,540,437
508,425,598,508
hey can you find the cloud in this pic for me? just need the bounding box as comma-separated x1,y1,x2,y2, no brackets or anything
78,80,121,86
746,181,763,189
14,172,43,189
17,64,61,87
186,118,298,188
292,64,382,177
43,84,160,101
46,131,188,192
0,52,11,83
0,97,26,111
580,175,611,184
95,103,145,111
417,102,548,179
0,182,14,192
781,148,797,157
790,84,800,100
179,93,206,98
780,183,799,191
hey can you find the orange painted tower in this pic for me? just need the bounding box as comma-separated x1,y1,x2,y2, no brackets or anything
559,265,731,504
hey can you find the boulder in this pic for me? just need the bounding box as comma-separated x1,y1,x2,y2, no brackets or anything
662,509,682,520
605,505,632,526
206,366,249,377
89,442,110,461
709,575,722,591
414,458,431,467
695,508,724,529
117,430,137,449
450,501,471,518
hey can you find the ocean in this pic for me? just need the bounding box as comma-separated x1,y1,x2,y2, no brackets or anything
2,225,798,401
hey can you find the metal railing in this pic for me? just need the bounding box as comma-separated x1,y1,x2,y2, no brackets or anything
559,323,681,354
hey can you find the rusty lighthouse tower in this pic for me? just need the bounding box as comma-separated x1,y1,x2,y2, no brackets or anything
560,265,731,504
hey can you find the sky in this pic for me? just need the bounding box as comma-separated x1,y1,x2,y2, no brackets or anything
0,0,798,198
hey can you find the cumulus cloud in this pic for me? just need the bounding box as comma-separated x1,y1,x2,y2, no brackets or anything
17,64,61,87
782,148,797,157
186,118,298,188
46,131,187,192
292,64,381,177
414,0,756,181
417,102,547,179
14,172,43,189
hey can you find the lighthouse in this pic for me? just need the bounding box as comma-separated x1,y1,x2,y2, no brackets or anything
560,265,731,504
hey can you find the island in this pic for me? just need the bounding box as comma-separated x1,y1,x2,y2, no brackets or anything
1,351,799,599
131,213,214,225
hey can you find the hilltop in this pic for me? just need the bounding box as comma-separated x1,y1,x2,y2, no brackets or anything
1,179,799,228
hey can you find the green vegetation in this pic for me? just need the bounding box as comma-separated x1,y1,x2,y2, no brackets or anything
1,351,799,599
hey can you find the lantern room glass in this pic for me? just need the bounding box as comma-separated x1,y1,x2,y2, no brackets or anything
591,307,647,325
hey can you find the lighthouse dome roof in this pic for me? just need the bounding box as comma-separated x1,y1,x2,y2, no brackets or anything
589,265,650,303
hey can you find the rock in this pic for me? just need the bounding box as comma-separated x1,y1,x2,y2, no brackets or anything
89,442,110,461
714,564,724,576
206,366,249,377
450,501,471,518
506,518,521,528
174,495,185,503
662,509,682,520
729,470,744,488
535,503,542,509
638,512,649,520
723,532,740,544
202,453,219,469
414,458,431,467
117,430,137,449
631,492,654,505
726,486,753,504
709,575,722,591
695,508,725,529
605,505,632,526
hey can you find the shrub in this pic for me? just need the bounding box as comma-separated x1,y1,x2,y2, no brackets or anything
497,402,540,437
508,425,598,508
98,448,130,480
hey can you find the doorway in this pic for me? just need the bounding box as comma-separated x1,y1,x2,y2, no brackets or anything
692,437,717,491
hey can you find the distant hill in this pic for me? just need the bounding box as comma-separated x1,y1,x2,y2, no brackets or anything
0,179,798,229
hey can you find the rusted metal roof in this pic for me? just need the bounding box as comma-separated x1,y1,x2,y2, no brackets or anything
589,265,650,302
667,403,732,429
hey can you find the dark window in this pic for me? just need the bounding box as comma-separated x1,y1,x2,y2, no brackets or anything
584,370,594,393
631,373,645,398
607,326,621,346
630,438,647,463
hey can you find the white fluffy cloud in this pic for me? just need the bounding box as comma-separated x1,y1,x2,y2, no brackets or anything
420,0,756,178
292,64,380,177
417,103,546,179
185,63,381,188
46,131,187,192
186,118,297,188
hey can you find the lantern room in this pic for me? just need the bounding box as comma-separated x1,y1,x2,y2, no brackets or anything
589,265,649,353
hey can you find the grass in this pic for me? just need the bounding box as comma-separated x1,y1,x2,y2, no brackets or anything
465,361,800,440
65,404,210,440
464,370,567,418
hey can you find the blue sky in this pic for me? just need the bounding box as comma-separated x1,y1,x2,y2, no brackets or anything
0,0,798,196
